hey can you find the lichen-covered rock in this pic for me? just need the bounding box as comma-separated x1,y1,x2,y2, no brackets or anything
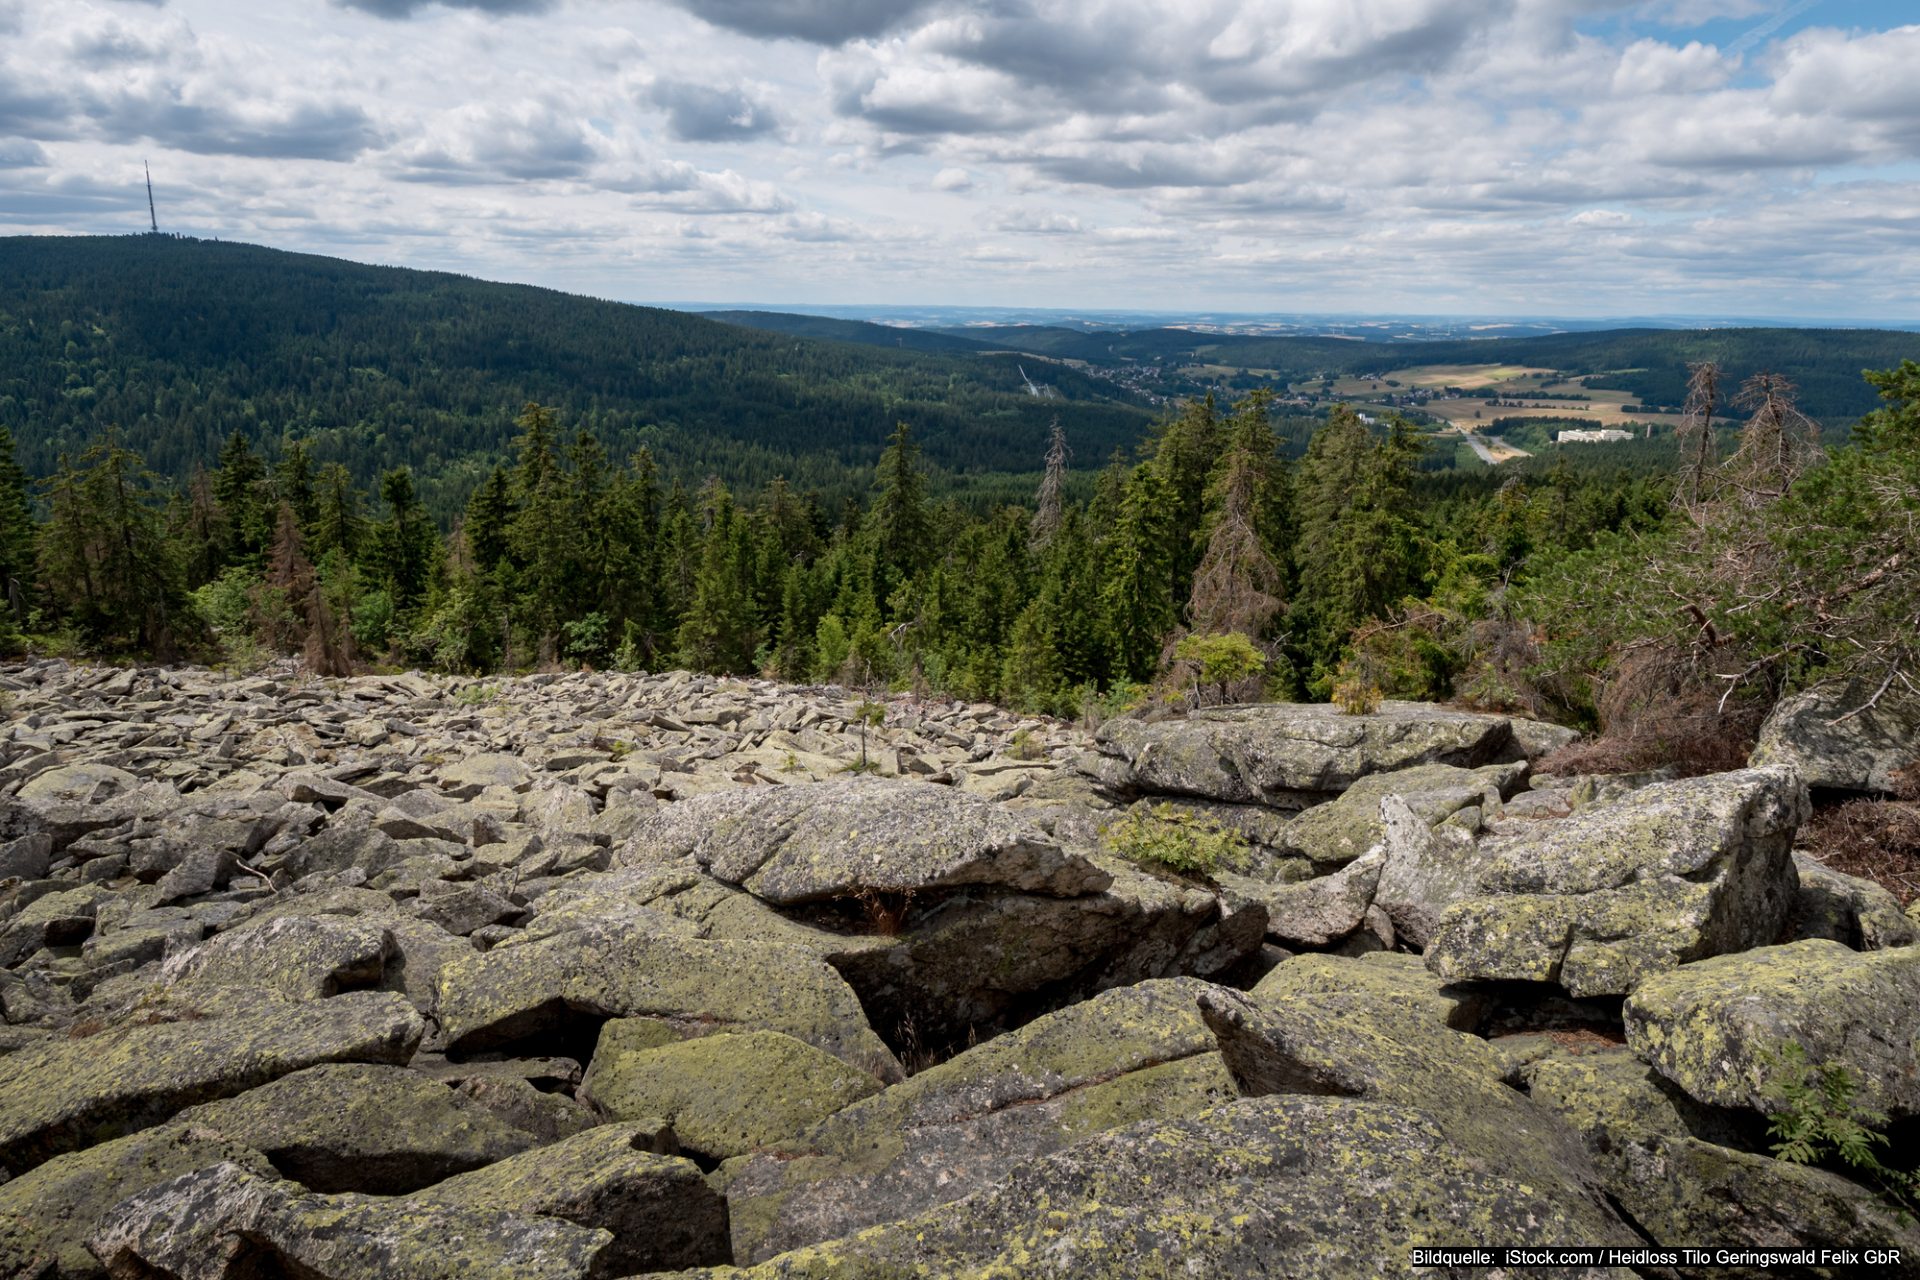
1624,939,1920,1119
1790,852,1918,950
0,990,424,1177
438,751,537,797
687,1097,1634,1280
411,882,518,936
1280,761,1524,867
87,1160,612,1280
619,776,1108,904
0,831,53,881
378,915,479,1014
0,886,107,967
157,914,395,1001
1090,701,1522,809
1412,768,1807,997
1217,848,1384,949
0,1125,276,1280
720,978,1239,1265
659,854,1260,1053
432,914,900,1080
1251,952,1491,1035
581,1029,881,1162
1524,1047,1920,1269
171,1062,535,1194
1194,985,1629,1242
17,762,139,803
453,1075,597,1144
279,825,407,880
1749,679,1920,794
413,1123,730,1275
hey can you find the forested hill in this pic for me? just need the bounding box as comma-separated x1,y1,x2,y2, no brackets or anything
0,236,1157,519
698,311,999,354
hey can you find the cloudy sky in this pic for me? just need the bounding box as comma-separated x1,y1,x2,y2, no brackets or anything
2,0,1916,317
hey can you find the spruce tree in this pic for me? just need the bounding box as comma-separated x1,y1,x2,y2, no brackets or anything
368,468,437,610
312,463,365,561
274,442,318,534
1291,406,1422,684
212,429,271,566
1030,417,1069,548
0,428,38,628
676,482,757,673
1100,461,1177,681
464,467,515,573
870,421,931,590
507,403,572,638
1186,389,1286,640
39,428,191,655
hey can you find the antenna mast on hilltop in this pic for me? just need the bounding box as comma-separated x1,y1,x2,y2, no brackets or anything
145,161,157,234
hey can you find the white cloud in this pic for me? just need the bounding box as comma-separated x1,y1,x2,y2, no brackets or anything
0,0,1913,314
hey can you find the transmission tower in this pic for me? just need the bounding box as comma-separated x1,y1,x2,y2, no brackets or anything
145,161,157,234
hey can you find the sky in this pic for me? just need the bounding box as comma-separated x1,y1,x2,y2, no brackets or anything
2,0,1918,318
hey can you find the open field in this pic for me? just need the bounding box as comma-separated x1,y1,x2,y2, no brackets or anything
1391,364,1556,390
1288,362,1692,433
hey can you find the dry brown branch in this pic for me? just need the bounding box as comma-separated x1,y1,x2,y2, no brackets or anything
1800,798,1920,907
1673,361,1721,511
1722,371,1823,506
1029,417,1069,549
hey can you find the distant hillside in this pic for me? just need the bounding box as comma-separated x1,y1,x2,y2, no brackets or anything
0,237,1157,519
931,323,1917,421
699,310,999,354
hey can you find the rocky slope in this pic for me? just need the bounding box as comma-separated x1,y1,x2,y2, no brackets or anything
0,659,1916,1279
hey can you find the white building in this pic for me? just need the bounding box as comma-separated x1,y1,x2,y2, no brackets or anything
1557,429,1633,444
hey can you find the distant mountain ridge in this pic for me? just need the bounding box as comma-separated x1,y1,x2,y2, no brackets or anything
707,307,1916,421
0,236,1157,520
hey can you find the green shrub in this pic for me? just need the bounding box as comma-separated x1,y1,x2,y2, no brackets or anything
1105,803,1246,876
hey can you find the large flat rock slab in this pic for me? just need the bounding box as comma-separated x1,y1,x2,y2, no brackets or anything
432,914,900,1080
1625,939,1920,1119
1526,1047,1920,1264
413,1123,730,1276
689,1097,1634,1280
581,1028,883,1162
1401,768,1807,996
1193,984,1623,1238
171,1062,535,1194
720,977,1237,1265
88,1160,613,1280
1749,679,1920,794
619,776,1107,904
0,991,424,1177
1089,701,1523,809
0,1125,276,1280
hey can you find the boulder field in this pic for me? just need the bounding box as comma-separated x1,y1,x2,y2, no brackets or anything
0,660,1914,1279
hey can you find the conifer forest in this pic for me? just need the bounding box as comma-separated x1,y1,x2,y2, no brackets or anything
3,235,1918,756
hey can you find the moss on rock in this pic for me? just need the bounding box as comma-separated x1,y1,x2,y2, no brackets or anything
0,989,424,1177
171,1062,535,1194
719,978,1239,1265
414,1122,731,1274
1624,939,1920,1118
682,1097,1636,1279
88,1160,613,1280
581,1029,883,1162
0,1124,276,1280
1526,1048,1920,1268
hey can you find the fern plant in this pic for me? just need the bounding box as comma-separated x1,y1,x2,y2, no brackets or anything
1762,1042,1919,1223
